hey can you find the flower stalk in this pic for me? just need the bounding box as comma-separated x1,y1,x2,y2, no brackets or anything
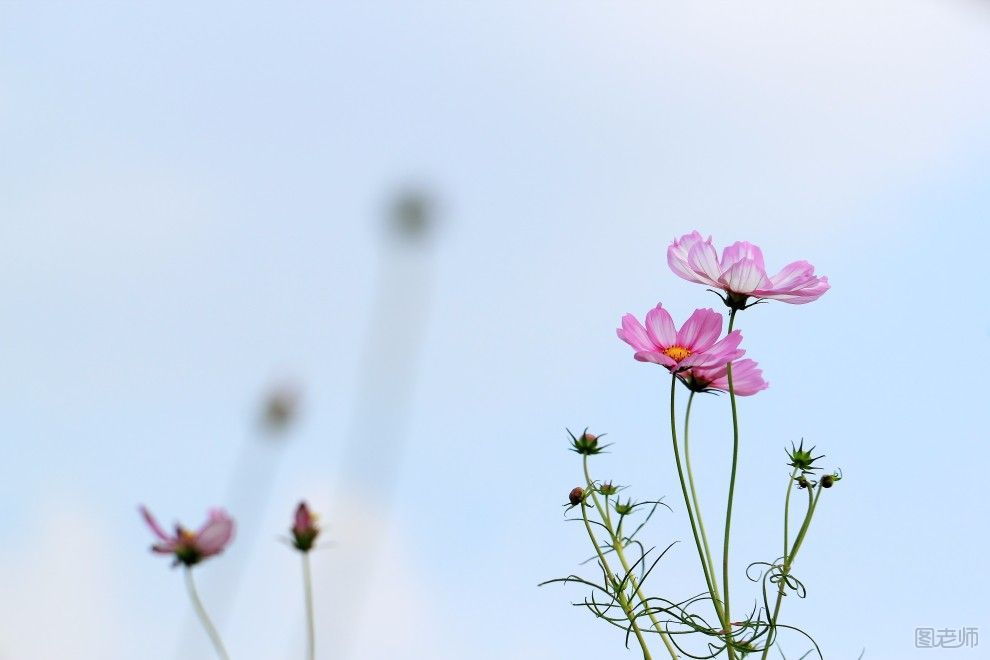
583,457,680,659
721,307,741,647
184,567,231,660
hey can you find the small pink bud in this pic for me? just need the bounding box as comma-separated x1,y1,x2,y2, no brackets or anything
291,501,321,552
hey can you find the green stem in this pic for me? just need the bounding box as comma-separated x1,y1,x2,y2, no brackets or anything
721,308,741,644
303,552,316,660
184,567,231,660
666,376,731,645
584,458,679,659
759,484,823,660
783,469,799,560
578,480,654,660
683,392,722,618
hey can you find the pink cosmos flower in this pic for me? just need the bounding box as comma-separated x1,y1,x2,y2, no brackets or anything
617,304,744,373
679,359,768,396
667,231,829,308
140,506,235,567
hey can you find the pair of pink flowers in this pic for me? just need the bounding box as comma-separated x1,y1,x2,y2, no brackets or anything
618,232,829,395
141,500,322,567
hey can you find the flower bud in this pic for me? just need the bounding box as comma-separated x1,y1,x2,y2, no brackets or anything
568,428,606,455
291,501,321,552
598,482,618,496
821,470,842,488
614,499,634,515
568,487,584,506
787,439,824,474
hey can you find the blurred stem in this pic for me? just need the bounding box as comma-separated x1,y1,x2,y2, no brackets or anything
721,308,740,650
760,483,823,660
667,376,730,641
303,552,316,660
184,567,230,660
578,482,654,660
683,392,722,619
584,457,679,659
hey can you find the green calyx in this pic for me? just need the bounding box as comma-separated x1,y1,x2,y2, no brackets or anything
786,439,825,474
568,428,608,456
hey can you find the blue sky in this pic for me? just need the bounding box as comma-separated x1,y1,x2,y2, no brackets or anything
1,1,989,658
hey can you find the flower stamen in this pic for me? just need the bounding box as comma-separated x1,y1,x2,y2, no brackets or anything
663,345,692,361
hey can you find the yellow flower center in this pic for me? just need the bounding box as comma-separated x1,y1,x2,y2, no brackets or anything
663,345,692,361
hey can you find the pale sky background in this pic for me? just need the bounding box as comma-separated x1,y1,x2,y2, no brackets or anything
1,1,989,659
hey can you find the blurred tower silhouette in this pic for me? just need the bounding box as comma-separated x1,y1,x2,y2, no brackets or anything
326,187,438,659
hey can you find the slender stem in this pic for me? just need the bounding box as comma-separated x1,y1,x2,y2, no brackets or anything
184,567,231,660
683,391,721,611
666,376,731,643
783,469,799,560
759,484,824,660
578,488,654,660
721,308,741,643
302,553,316,660
584,458,679,659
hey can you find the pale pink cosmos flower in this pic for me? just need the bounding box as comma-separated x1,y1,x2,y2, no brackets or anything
617,304,744,373
140,506,235,567
667,231,829,308
679,359,768,396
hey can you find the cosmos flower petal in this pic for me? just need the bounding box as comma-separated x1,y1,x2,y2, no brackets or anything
720,241,766,273
675,308,723,352
691,359,768,396
668,231,714,285
634,350,678,369
644,304,677,347
196,510,235,557
616,314,655,352
139,505,171,542
766,260,815,290
682,330,744,369
686,241,723,286
757,275,830,303
718,258,770,296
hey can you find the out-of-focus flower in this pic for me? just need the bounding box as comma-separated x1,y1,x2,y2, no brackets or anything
667,231,829,308
291,501,321,552
617,304,743,373
140,506,235,567
614,499,635,515
262,381,301,432
679,358,768,396
598,482,619,496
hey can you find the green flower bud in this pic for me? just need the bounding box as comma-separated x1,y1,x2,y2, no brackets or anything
568,428,607,455
614,499,634,516
787,439,825,474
